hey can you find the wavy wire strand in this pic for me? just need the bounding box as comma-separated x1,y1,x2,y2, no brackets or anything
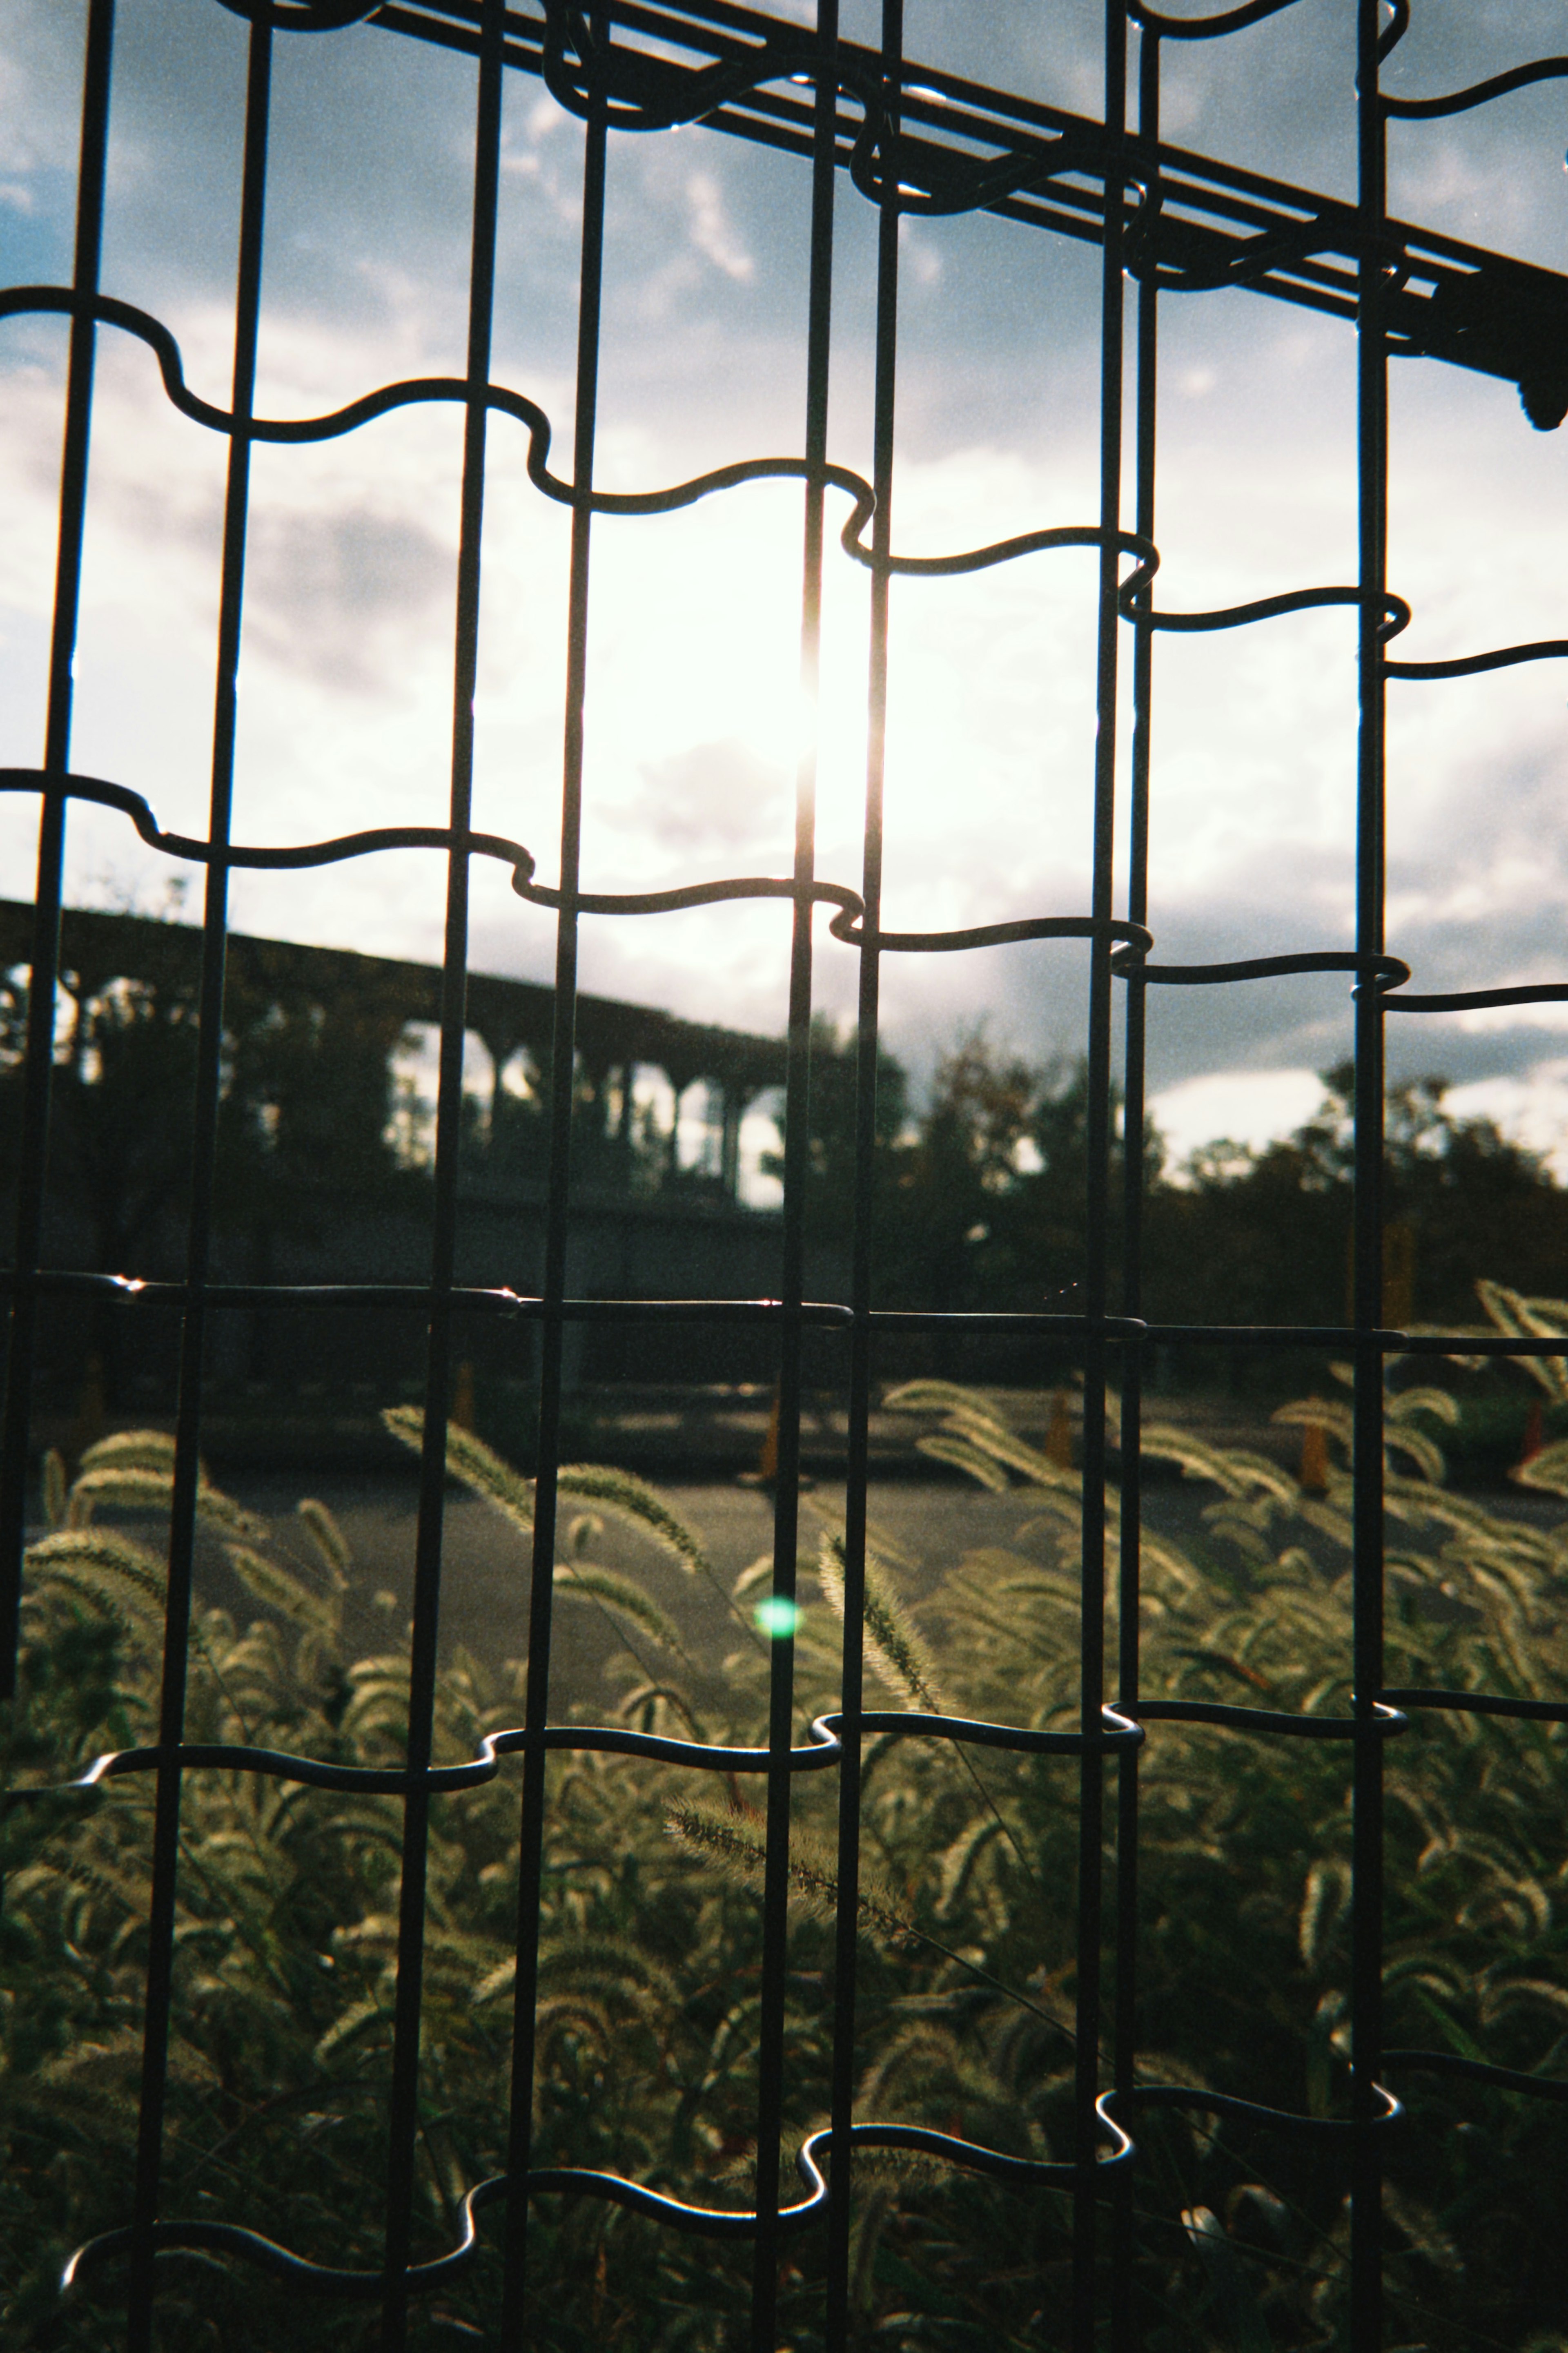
9,758,1568,1010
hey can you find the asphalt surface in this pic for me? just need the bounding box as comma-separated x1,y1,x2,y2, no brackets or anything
203,1472,1056,1706
170,1465,1568,1720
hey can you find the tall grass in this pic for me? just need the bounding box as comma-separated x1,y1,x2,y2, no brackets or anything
4,1363,1567,2350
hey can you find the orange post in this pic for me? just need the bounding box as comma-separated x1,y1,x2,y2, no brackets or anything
1298,1421,1330,1494
758,1389,780,1483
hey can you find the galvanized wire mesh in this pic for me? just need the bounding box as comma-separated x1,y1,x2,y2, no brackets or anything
6,2,1568,2346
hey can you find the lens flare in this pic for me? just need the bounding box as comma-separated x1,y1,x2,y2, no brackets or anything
753,1597,801,1638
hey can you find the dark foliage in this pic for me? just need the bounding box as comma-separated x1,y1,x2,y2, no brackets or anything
7,1384,1568,2349
1146,1064,1568,1332
798,1030,1568,1372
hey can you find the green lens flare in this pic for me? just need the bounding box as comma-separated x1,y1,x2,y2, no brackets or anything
753,1597,801,1638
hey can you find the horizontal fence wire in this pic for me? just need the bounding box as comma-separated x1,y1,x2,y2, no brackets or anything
4,0,1568,2346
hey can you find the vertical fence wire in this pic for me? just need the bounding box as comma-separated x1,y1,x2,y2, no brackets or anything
1350,4,1391,2342
751,3,841,2341
828,16,900,2325
129,21,272,2343
0,0,116,1694
503,14,608,2339
1069,4,1129,2340
381,6,508,2344
8,1,1568,2345
1110,22,1161,2342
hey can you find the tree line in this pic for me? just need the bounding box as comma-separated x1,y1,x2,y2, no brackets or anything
797,1023,1568,1339
2,945,1561,1358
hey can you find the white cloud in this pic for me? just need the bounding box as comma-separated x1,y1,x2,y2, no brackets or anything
1151,1068,1327,1173
898,219,943,288
1446,1063,1568,1181
684,169,755,283
7,2,1568,1159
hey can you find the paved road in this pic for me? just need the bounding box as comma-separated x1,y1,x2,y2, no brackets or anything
214,1472,1058,1705
190,1465,1566,1720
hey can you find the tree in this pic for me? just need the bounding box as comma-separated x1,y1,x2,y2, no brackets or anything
766,1013,912,1259
1144,1063,1568,1331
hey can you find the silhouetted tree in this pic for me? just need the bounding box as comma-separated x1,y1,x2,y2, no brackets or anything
1144,1062,1568,1330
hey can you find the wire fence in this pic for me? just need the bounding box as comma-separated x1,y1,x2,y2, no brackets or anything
6,1,1568,2346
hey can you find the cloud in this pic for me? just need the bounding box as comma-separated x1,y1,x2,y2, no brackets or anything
1446,1062,1568,1180
684,170,755,283
243,508,453,694
637,739,788,852
1152,1066,1327,1169
898,219,942,289
0,2,87,178
6,0,1568,1164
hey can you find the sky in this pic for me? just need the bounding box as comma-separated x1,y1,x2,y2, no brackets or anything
3,0,1568,1185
